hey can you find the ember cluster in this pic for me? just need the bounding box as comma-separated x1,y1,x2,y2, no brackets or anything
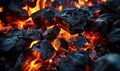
0,0,120,71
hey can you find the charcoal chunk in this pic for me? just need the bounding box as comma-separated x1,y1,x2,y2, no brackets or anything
6,29,41,40
0,36,18,51
59,50,90,71
32,39,55,59
100,0,120,14
107,29,120,43
92,54,120,71
92,13,119,35
57,8,93,34
31,7,58,27
6,29,24,38
107,29,120,53
42,26,60,41
73,36,89,48
113,20,120,29
23,29,41,40
7,3,29,20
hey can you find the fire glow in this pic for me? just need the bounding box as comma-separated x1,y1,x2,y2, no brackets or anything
0,0,109,71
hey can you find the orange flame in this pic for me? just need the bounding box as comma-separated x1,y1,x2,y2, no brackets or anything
52,28,78,51
22,50,43,71
0,7,3,12
58,5,63,11
0,20,3,30
22,0,47,16
29,40,39,48
14,17,34,29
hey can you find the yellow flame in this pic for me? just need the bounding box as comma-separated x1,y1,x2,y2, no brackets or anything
30,40,39,48
0,7,3,12
22,50,43,71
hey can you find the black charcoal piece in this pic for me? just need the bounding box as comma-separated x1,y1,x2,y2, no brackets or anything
14,53,25,70
92,13,119,35
107,29,120,53
6,29,41,40
6,29,24,38
73,36,89,48
59,50,90,71
42,26,60,41
107,29,120,43
100,0,120,14
113,20,120,29
92,54,120,71
23,29,41,40
0,36,18,51
57,8,93,34
89,5,101,13
7,3,29,20
32,39,55,60
31,7,58,27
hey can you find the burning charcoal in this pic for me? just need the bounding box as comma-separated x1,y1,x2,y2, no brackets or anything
31,7,58,27
6,3,29,20
92,54,120,71
73,36,89,48
100,0,120,14
54,38,69,50
88,5,101,18
0,36,18,51
42,26,60,41
59,50,90,71
113,20,120,29
92,13,119,35
32,39,55,59
57,8,93,34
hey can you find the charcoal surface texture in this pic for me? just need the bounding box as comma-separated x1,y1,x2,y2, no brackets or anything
7,3,28,20
32,39,55,60
57,8,93,34
0,36,18,51
107,28,120,53
31,7,58,28
100,0,120,14
92,54,120,71
42,26,60,41
59,50,90,71
113,20,120,29
73,36,89,48
92,13,119,35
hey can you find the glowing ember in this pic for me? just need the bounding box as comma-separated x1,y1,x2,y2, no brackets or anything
0,7,3,12
29,40,39,48
0,20,3,30
58,5,63,11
